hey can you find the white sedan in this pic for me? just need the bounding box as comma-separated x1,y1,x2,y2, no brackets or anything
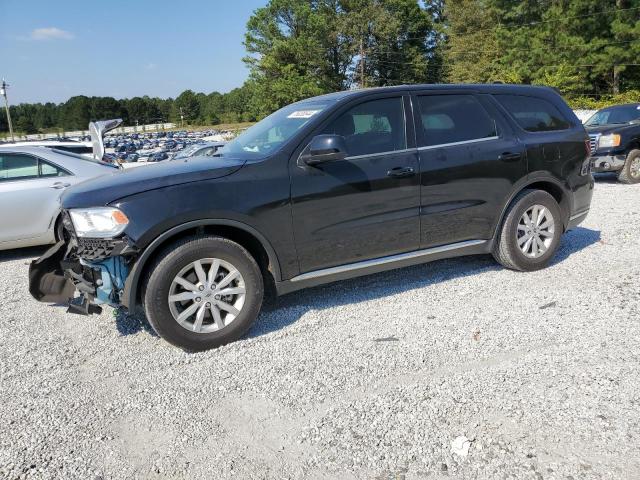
0,146,118,250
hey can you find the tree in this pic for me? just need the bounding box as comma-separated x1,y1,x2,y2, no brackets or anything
443,0,501,83
340,0,439,87
244,0,443,116
59,96,92,130
16,115,37,134
173,90,201,124
244,0,331,115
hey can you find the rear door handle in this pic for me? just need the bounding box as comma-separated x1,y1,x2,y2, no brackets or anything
50,182,71,189
387,166,415,178
498,152,522,162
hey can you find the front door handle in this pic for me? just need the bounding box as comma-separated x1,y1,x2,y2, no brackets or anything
387,166,415,178
50,182,71,189
498,152,522,162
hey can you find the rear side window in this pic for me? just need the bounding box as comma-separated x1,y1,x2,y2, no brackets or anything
494,94,571,132
40,160,69,177
416,95,497,147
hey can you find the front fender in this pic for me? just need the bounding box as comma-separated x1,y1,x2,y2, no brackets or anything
120,219,282,310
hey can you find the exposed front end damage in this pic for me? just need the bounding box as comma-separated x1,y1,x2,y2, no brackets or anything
29,213,137,315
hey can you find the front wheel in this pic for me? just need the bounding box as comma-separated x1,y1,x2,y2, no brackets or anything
492,189,563,271
143,235,264,351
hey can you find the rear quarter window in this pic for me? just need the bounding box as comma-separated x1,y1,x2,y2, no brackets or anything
494,94,572,132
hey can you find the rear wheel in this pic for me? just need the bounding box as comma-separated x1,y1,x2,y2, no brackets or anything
617,149,640,184
493,189,563,271
143,235,264,351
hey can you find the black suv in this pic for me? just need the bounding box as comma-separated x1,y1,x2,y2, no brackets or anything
30,84,593,351
584,103,640,183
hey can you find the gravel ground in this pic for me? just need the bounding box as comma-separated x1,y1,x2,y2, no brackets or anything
1,176,639,480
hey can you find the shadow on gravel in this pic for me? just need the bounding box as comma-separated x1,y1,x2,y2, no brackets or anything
553,227,600,265
114,307,158,337
249,226,601,339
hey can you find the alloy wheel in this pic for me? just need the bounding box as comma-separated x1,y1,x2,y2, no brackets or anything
168,258,246,333
517,205,555,259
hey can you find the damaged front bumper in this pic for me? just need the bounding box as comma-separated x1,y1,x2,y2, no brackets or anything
29,219,137,315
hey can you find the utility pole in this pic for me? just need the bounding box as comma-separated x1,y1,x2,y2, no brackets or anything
1,79,15,142
359,39,366,89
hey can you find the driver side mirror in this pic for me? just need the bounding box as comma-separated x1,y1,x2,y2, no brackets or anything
300,135,348,166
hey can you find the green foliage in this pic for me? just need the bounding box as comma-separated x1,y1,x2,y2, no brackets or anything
243,0,441,114
566,90,640,109
2,0,640,135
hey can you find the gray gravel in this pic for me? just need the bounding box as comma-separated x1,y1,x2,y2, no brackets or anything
1,176,639,479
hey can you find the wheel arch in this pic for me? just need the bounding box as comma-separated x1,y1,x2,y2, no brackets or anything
122,219,281,310
492,176,572,242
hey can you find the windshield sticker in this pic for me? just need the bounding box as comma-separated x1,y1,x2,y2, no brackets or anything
287,110,320,119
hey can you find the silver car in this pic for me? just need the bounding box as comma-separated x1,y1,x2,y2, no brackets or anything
0,146,118,250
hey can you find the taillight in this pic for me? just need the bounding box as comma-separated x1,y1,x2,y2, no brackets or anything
584,139,591,157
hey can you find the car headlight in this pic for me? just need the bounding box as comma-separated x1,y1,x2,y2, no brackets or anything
598,134,621,148
69,207,129,238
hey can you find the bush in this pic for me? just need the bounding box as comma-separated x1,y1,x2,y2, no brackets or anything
566,91,640,110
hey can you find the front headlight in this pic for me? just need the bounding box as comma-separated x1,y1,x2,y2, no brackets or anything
598,134,621,148
69,207,129,238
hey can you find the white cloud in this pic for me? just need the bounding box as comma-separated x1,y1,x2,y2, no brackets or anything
145,63,157,70
30,27,74,41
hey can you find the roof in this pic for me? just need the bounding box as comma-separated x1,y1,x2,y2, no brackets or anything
296,83,559,105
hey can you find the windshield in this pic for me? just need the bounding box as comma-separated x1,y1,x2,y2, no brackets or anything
585,105,640,126
174,144,200,159
218,101,332,157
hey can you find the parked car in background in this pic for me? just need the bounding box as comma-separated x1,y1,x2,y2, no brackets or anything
0,146,119,250
1,140,94,157
149,151,168,162
29,84,593,351
585,103,640,183
171,141,226,160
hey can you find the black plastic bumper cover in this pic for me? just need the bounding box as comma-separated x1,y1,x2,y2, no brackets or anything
28,241,75,303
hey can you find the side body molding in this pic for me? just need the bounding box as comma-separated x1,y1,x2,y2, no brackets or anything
121,219,282,309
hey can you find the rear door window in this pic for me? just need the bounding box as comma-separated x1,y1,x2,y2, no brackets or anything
0,154,39,181
494,94,571,132
416,95,498,147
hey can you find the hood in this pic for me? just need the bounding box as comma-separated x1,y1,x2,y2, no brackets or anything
62,155,247,208
585,123,638,135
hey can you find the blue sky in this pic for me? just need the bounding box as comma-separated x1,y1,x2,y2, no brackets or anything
0,0,268,104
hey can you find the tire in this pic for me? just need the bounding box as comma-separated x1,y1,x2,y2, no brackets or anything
54,215,66,242
617,149,640,184
492,189,563,272
143,235,264,351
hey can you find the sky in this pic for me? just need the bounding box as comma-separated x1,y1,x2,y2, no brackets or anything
0,0,268,104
